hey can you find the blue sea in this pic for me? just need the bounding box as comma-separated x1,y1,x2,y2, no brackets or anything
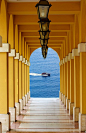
30,48,60,98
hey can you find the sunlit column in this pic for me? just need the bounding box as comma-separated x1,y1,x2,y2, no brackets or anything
66,55,70,110
72,49,80,122
69,53,74,115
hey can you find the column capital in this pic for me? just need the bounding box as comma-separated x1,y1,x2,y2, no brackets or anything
72,49,80,57
66,55,70,62
61,60,63,65
65,56,68,63
9,49,16,57
0,43,9,52
78,43,86,53
25,60,27,65
63,58,65,64
22,58,25,63
68,53,74,60
19,55,23,61
14,53,20,59
0,36,2,47
27,61,30,66
59,62,61,66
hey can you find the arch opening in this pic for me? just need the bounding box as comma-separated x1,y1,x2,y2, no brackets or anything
30,48,60,98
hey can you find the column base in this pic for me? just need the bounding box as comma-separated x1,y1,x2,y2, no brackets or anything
9,107,16,122
59,91,61,100
15,102,20,116
19,99,23,112
62,94,64,103
79,113,86,131
66,99,70,110
64,95,67,106
60,92,62,101
22,96,25,107
29,91,30,99
25,95,28,105
73,107,80,122
69,102,74,115
27,93,29,101
0,122,2,133
0,113,10,132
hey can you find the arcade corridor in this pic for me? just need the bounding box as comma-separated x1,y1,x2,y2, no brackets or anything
0,0,86,132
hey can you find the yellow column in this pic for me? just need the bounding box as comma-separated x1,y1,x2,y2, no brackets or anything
60,62,62,100
70,59,74,103
69,53,74,115
22,37,26,106
66,56,70,110
64,58,67,106
73,14,80,122
0,52,9,114
25,42,27,99
22,37,25,97
19,32,23,111
0,0,7,43
19,32,22,100
8,14,16,122
28,47,30,99
14,25,20,115
0,0,10,131
78,0,86,131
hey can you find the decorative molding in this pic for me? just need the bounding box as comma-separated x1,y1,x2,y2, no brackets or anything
27,61,30,66
72,49,80,57
59,62,61,66
0,43,9,52
0,36,2,47
68,53,74,60
25,60,27,64
22,58,26,63
63,58,65,64
19,55,23,61
14,53,20,59
9,49,16,57
78,43,86,53
67,55,70,61
65,56,68,63
61,60,63,65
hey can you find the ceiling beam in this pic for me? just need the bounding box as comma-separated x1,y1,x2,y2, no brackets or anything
14,15,75,25
22,32,67,37
24,37,66,40
19,24,70,31
24,39,65,43
7,2,80,15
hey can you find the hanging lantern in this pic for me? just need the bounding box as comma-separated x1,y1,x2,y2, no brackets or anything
38,19,51,31
39,30,50,39
35,0,52,19
42,45,48,59
40,39,48,46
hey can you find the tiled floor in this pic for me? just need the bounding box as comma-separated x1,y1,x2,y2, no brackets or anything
6,98,85,133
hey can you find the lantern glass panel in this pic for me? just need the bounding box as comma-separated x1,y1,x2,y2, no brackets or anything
39,31,50,39
42,45,48,58
39,5,49,19
39,21,49,31
45,31,50,39
40,39,48,46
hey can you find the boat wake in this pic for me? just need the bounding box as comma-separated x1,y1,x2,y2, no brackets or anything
29,73,42,76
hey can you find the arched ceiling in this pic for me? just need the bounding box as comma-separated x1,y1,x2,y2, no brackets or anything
6,0,81,59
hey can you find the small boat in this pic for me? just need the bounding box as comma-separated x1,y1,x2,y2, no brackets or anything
42,73,50,77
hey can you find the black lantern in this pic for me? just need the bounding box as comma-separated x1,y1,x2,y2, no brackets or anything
38,19,51,31
35,0,52,19
42,45,48,59
39,30,50,39
40,39,48,46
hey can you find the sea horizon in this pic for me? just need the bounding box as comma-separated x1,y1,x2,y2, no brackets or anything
30,48,60,98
